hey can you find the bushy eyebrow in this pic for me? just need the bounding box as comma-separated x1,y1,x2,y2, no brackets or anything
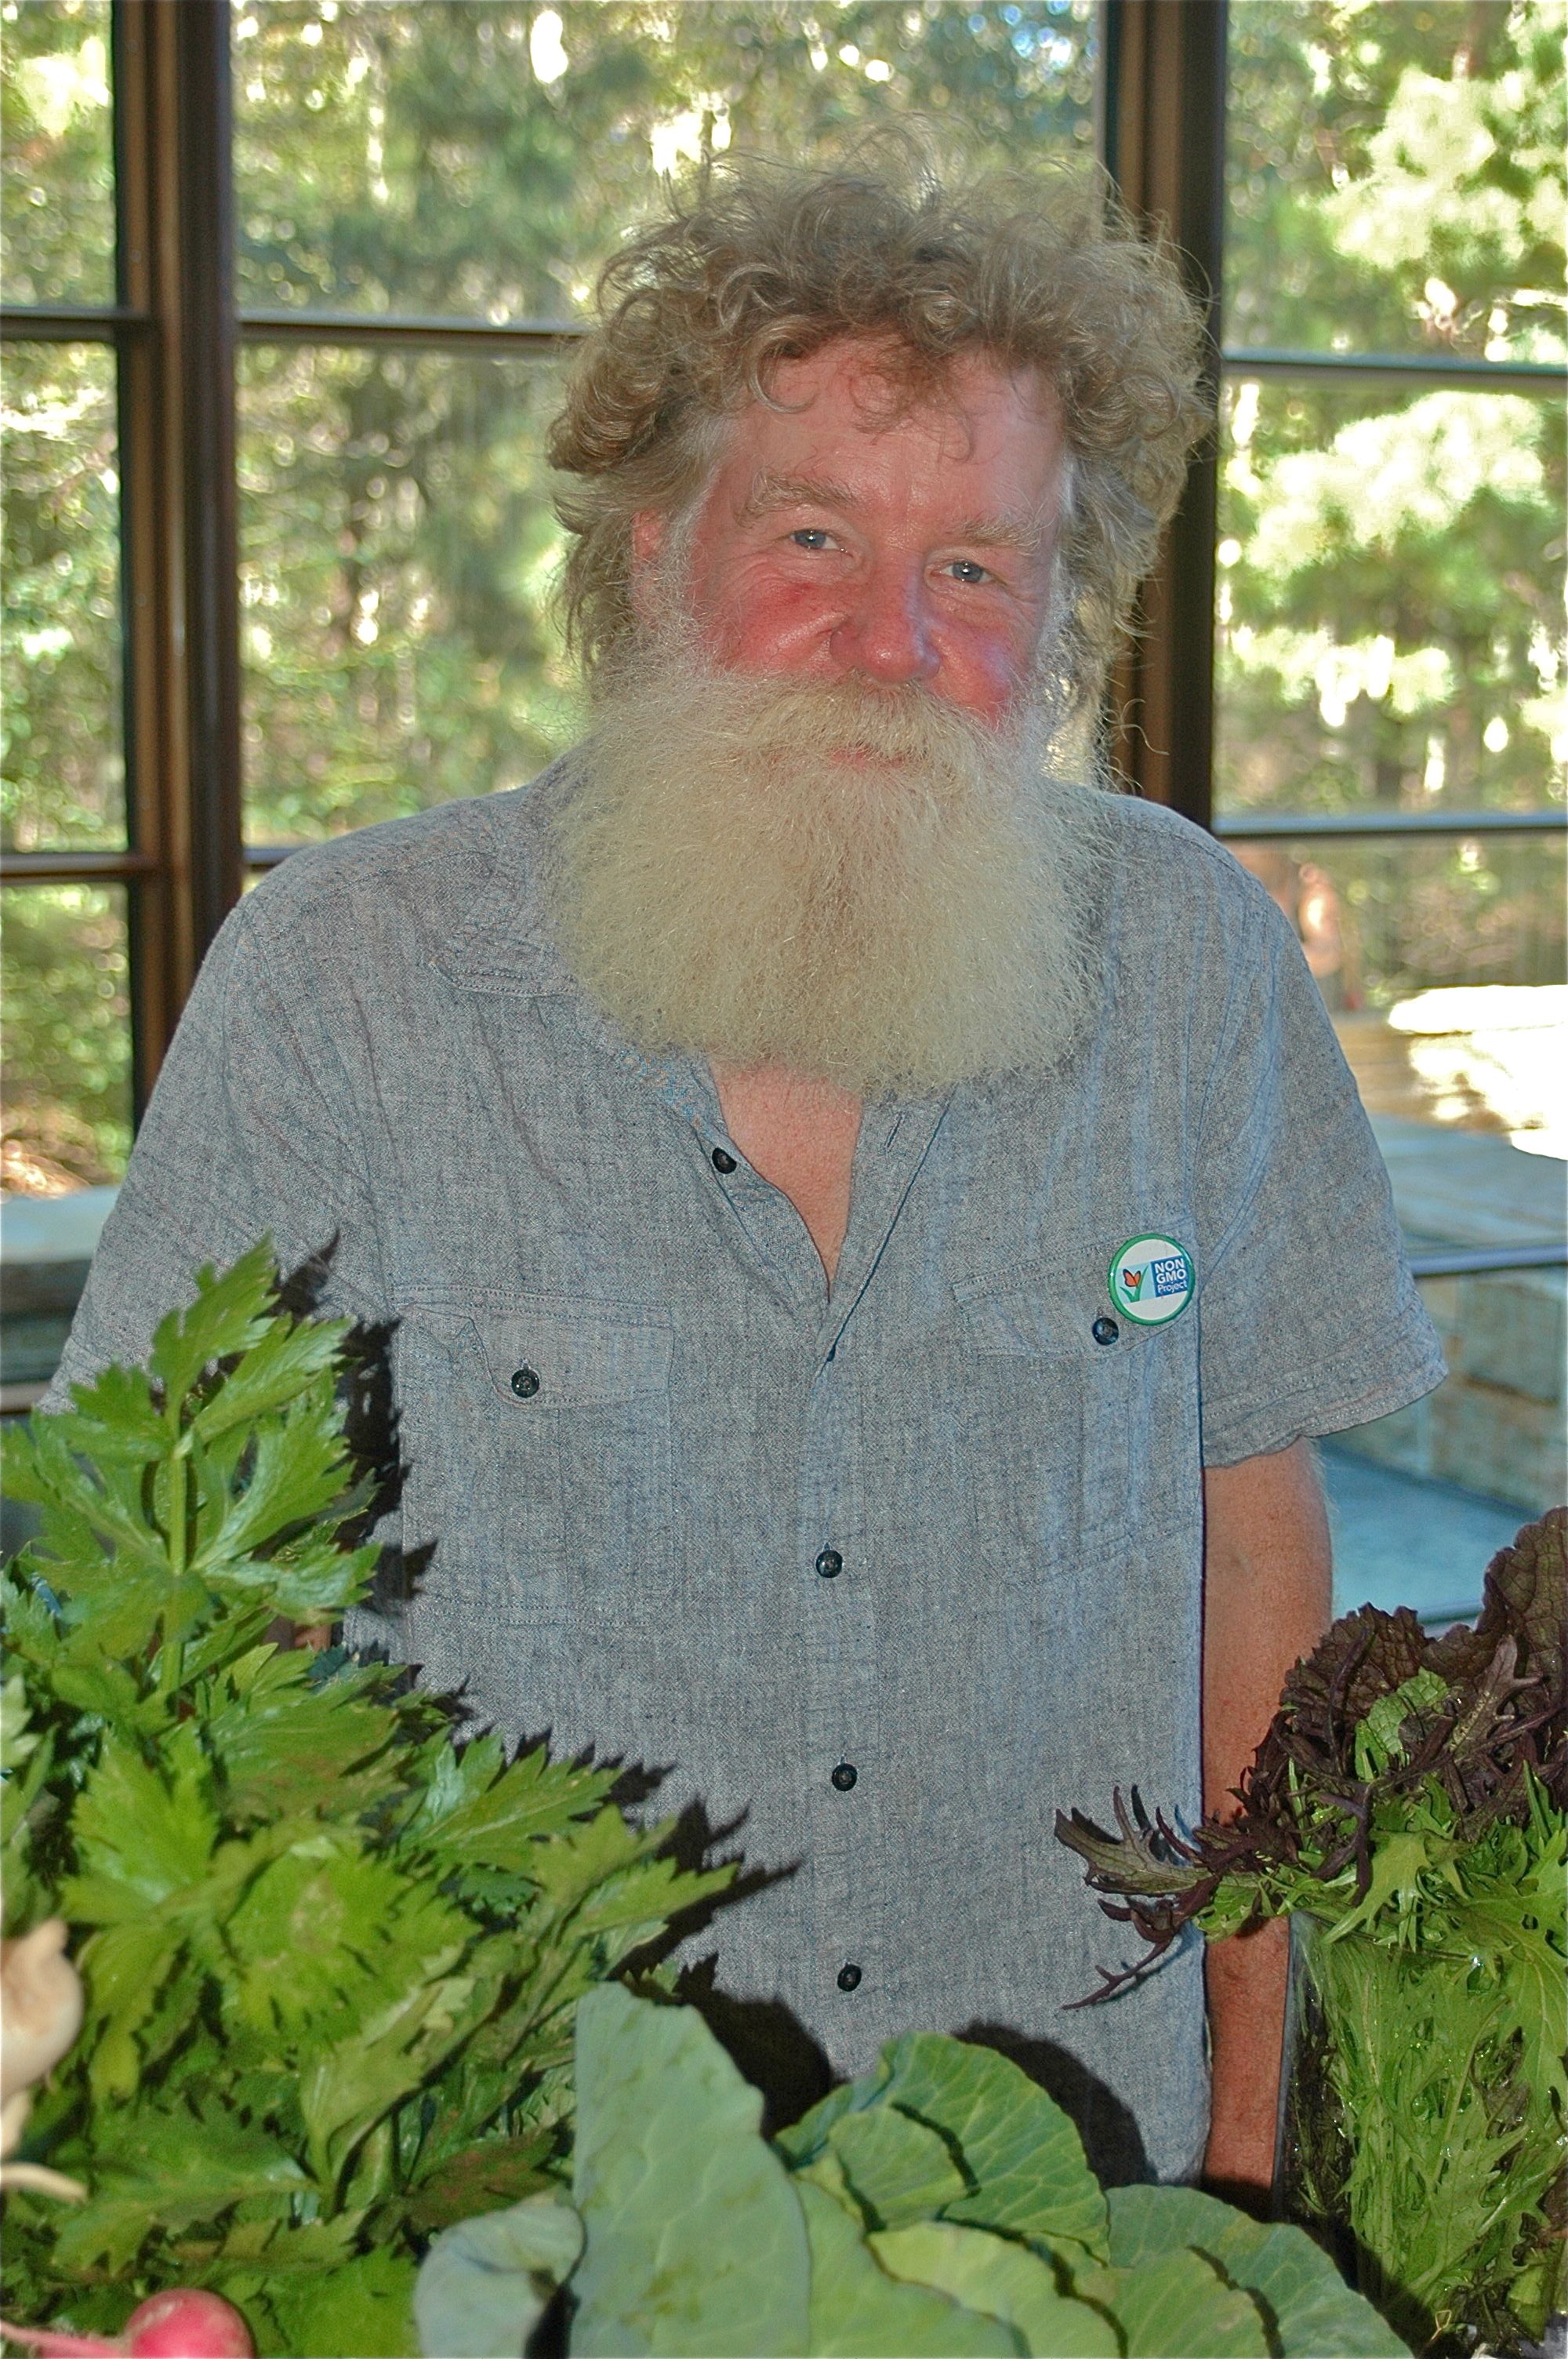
735,471,858,524
735,470,1048,556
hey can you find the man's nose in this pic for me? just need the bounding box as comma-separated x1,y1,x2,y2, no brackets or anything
829,562,940,686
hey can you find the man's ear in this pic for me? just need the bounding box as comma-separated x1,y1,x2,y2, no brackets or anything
628,509,667,628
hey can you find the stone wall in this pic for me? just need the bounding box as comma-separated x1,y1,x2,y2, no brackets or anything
1334,1119,1567,1513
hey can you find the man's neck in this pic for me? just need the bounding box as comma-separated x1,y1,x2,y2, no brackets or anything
709,1062,862,1285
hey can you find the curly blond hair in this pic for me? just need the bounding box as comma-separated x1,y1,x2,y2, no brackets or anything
549,144,1210,714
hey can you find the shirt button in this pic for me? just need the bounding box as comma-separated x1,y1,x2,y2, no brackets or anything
510,1365,541,1398
711,1147,737,1174
837,1962,862,1993
815,1548,843,1579
830,1762,858,1791
1091,1316,1120,1346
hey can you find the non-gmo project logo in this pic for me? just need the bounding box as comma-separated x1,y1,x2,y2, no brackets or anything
1109,1234,1194,1327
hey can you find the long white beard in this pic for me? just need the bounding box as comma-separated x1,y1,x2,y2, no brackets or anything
548,632,1108,1096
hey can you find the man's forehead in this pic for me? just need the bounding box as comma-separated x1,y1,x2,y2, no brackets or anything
758,335,1054,439
710,336,1062,516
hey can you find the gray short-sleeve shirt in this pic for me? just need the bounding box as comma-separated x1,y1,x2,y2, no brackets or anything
47,769,1443,2183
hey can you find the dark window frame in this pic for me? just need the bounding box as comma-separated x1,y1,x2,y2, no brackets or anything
2,0,1563,1110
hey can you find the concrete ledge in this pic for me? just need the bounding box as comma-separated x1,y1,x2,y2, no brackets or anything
1,1187,118,1390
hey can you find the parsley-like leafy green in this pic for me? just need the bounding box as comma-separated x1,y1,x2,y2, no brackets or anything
1056,1512,1568,2352
1,1245,731,2356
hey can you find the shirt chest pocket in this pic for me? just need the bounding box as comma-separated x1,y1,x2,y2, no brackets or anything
948,1261,1139,1558
401,1296,675,1602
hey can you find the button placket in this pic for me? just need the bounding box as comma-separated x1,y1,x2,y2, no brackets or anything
800,1354,878,2017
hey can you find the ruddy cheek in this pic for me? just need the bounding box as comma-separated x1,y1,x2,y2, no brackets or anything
711,578,838,670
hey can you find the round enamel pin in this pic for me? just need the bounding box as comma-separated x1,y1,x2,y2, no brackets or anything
1108,1234,1195,1326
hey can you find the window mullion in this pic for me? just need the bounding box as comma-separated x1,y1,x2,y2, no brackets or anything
112,0,243,1121
1101,0,1227,827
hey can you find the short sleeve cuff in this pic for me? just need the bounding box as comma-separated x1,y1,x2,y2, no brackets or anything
1199,1307,1446,1467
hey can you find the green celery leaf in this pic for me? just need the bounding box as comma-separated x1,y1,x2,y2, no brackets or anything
196,1402,354,1569
871,2220,1119,2356
298,1968,486,2190
78,1917,189,2100
212,1532,379,1623
50,2100,309,2272
50,1360,171,1462
1107,2185,1411,2355
46,1655,153,1732
267,2243,419,2359
1,1574,64,1674
525,1801,671,1912
796,2177,1018,2355
415,2190,584,2359
200,1647,394,1824
1077,2248,1270,2357
191,1313,353,1445
14,1412,169,1582
825,2103,968,2228
571,1986,811,2356
223,1838,471,2040
147,1242,281,1409
570,1848,735,1945
64,1725,219,1917
402,1734,613,1867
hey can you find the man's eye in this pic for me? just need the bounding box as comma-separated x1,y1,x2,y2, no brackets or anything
789,528,833,551
946,558,992,586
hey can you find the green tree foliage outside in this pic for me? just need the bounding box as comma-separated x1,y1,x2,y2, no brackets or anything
1218,0,1566,1010
1,0,1563,1182
0,885,130,1189
230,1,1098,849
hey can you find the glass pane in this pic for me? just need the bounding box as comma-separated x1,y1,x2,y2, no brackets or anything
0,0,115,308
1324,1268,1564,1622
1214,377,1565,821
1234,830,1565,1566
234,1,1097,321
1,342,126,851
0,882,131,1194
1225,0,1566,363
1232,834,1564,1046
1325,1246,1565,1612
239,344,575,842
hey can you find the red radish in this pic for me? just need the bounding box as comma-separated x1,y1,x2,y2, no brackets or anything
119,2294,253,2358
0,2290,252,2359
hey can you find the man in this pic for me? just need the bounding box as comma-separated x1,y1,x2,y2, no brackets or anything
48,154,1443,2194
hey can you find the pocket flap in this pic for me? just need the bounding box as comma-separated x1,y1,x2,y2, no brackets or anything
413,1297,673,1405
953,1255,1137,1359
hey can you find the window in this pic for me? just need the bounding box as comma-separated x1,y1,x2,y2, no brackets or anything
2,0,1098,1401
2,4,129,1197
1214,1,1566,1616
4,0,1563,1590
230,2,1098,855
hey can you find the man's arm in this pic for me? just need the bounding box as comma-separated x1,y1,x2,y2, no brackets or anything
1200,1438,1332,2200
